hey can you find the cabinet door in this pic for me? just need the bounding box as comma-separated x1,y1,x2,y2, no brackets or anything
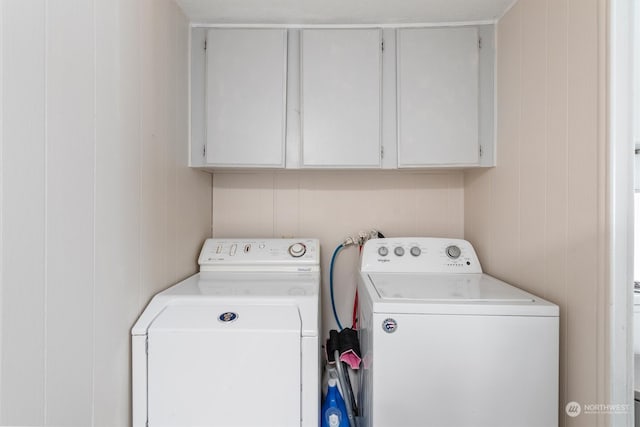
301,29,382,167
206,29,287,167
397,27,479,166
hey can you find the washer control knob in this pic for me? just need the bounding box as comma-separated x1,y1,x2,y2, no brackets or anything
378,246,389,257
394,247,405,257
410,246,421,257
288,242,306,257
446,245,461,259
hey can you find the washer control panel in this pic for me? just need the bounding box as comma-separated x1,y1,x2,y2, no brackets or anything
198,238,319,270
361,238,482,273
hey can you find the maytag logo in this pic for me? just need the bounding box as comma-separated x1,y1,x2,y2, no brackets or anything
378,258,390,263
218,312,238,323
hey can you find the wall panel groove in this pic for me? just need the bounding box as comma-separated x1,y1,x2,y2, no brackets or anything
0,0,4,420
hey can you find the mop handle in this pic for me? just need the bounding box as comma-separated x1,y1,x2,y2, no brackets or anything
334,350,357,427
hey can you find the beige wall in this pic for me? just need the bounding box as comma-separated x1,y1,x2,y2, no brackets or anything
465,0,607,426
0,0,212,426
212,171,464,334
0,1,608,426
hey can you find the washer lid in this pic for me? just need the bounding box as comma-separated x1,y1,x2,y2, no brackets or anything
364,273,558,316
369,273,533,302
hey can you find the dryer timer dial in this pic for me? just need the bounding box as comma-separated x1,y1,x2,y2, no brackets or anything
288,243,307,257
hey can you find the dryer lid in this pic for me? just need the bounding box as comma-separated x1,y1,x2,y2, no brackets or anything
193,271,320,297
132,272,320,337
148,304,301,333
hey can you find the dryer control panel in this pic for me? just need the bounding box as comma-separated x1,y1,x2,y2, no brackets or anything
198,238,320,271
361,237,482,274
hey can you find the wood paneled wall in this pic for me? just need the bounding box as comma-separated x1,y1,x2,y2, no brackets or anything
465,0,607,425
0,1,212,425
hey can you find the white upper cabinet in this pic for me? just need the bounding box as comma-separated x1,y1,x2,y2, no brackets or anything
397,27,480,167
190,25,494,170
300,29,382,167
205,28,287,167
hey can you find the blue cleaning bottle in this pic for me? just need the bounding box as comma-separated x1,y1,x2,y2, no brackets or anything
321,378,349,427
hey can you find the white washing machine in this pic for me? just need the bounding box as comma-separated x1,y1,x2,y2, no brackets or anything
358,237,559,427
132,238,320,427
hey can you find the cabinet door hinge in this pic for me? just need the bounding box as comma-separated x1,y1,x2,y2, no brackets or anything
381,146,384,159
381,39,384,52
204,39,207,50
479,145,483,157
203,145,206,159
478,37,482,50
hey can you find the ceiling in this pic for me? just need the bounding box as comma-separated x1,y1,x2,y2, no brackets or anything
176,0,516,25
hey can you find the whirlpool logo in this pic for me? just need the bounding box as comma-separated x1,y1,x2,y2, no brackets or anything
382,318,397,333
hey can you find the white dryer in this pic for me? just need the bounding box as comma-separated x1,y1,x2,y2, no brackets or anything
358,237,559,427
132,238,320,427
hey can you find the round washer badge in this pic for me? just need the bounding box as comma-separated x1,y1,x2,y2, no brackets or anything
382,318,397,333
218,312,238,323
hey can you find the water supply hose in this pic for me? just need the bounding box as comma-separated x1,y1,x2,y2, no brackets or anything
330,244,345,330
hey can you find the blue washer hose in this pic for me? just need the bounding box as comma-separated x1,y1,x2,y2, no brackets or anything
330,244,345,331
